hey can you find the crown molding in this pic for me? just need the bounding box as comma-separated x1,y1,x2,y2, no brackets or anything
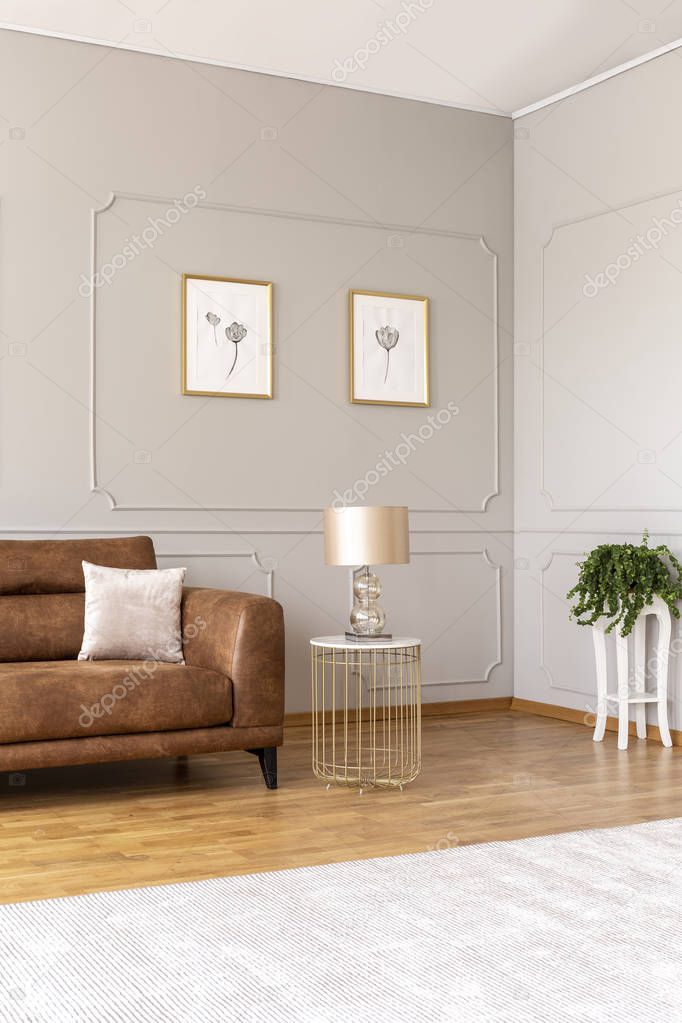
513,36,682,119
3,20,681,123
0,22,510,119
3,20,680,123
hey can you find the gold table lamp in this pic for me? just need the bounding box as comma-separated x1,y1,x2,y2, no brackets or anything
324,506,409,641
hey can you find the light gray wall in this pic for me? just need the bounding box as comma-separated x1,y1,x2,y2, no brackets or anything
514,49,682,723
0,29,513,711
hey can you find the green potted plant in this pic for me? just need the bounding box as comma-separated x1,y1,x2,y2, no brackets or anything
567,530,682,637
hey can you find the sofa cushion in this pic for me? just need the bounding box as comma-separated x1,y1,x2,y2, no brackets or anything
0,661,232,743
0,536,156,595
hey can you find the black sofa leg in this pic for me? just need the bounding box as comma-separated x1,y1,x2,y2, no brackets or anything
247,747,278,789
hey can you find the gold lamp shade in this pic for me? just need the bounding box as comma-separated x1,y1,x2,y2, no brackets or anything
324,506,410,566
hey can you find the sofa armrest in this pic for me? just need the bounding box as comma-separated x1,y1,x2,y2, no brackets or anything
181,587,285,729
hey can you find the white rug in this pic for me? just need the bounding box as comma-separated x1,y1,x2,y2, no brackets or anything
1,818,682,1022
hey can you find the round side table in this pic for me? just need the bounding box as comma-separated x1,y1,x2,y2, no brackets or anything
310,636,422,790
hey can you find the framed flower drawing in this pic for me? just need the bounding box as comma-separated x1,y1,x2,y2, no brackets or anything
349,290,429,407
182,274,273,399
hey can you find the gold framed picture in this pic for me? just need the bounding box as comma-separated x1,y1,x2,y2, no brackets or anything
182,273,273,399
349,289,430,407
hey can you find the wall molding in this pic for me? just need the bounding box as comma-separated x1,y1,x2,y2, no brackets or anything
541,183,682,251
155,550,275,597
0,526,514,536
343,548,502,687
538,549,594,695
414,548,503,686
518,529,682,536
89,191,500,516
540,185,682,513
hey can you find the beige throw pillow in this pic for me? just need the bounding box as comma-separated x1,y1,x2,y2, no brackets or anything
78,561,187,662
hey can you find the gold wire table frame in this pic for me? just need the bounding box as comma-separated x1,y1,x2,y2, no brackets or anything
310,636,422,790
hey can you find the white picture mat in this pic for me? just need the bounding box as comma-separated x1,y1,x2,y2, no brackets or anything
352,293,428,404
184,278,271,396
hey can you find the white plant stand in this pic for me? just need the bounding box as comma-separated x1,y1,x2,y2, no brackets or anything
592,595,672,751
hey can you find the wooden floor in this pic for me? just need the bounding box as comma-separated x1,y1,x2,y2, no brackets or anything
1,709,682,905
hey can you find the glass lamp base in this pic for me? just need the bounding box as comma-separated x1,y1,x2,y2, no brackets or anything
349,565,389,639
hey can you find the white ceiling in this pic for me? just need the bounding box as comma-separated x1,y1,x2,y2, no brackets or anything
1,0,682,116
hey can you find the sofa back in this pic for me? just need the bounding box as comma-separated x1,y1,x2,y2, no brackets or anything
0,536,156,662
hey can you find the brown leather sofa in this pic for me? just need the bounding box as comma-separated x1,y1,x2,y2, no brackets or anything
0,536,285,788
